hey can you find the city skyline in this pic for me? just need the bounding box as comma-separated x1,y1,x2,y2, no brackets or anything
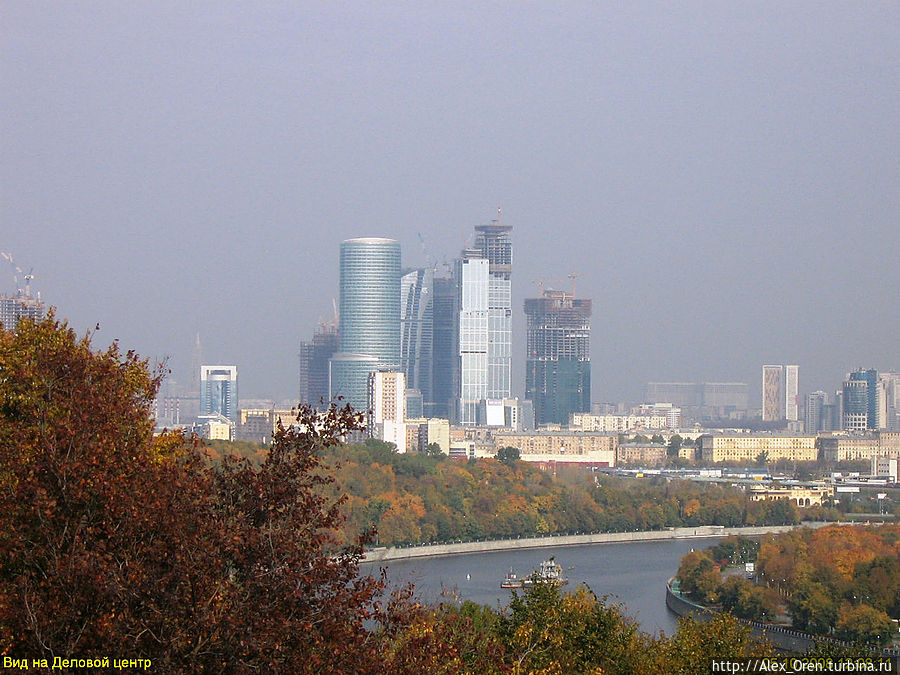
2,3,897,402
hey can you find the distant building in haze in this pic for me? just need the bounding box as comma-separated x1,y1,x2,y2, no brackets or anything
200,365,238,424
784,365,799,422
762,365,784,422
643,382,747,421
329,238,401,412
400,268,434,410
524,289,591,425
299,323,338,409
804,391,828,434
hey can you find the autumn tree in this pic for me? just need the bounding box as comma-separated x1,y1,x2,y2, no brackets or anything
0,316,393,672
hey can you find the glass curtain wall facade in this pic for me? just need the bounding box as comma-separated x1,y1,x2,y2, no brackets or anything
524,290,592,425
430,275,457,419
455,255,490,425
474,224,512,400
329,238,401,412
400,268,434,407
200,365,238,423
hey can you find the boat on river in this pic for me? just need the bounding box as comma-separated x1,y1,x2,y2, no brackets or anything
501,558,568,589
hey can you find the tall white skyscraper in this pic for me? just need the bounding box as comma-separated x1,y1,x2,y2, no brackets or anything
784,365,799,422
455,255,490,425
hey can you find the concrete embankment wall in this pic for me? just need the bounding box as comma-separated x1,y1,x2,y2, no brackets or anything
665,579,900,657
363,523,825,563
665,581,813,653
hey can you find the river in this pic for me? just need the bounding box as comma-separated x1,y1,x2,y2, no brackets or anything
363,536,724,636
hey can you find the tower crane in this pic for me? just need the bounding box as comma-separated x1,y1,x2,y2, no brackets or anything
1,251,35,298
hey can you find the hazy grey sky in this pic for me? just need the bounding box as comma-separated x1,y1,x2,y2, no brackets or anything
2,2,898,403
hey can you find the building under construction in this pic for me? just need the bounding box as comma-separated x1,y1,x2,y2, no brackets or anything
524,289,592,426
0,252,43,332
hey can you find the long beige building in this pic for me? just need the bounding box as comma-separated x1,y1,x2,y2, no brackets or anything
818,431,900,462
699,434,818,463
571,413,669,432
492,431,617,466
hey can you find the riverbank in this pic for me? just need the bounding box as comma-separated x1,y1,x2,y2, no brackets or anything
363,522,832,562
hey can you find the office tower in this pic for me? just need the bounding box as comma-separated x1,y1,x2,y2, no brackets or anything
784,365,799,422
368,370,407,452
430,275,456,419
0,293,44,332
400,268,433,407
299,323,339,408
329,238,401,412
843,368,880,431
200,365,238,423
524,289,592,425
805,391,827,434
473,221,512,400
455,254,490,425
762,365,784,422
880,372,900,431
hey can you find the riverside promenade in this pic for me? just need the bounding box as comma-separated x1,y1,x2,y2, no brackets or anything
363,522,832,563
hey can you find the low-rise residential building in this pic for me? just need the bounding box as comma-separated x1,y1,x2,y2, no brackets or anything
236,408,299,443
699,434,818,463
872,456,899,482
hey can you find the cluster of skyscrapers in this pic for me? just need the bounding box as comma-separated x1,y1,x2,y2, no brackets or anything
298,216,593,430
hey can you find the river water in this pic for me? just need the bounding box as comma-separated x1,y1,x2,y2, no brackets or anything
363,537,723,636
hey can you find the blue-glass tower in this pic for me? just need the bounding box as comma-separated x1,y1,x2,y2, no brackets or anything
329,238,401,412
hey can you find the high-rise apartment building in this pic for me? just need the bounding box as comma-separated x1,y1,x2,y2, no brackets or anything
524,289,591,425
329,238,401,412
368,370,407,452
200,365,238,423
299,323,339,408
784,365,799,422
762,365,784,422
0,293,44,332
400,268,434,408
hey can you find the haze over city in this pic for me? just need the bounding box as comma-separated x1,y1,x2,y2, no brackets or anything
2,2,897,402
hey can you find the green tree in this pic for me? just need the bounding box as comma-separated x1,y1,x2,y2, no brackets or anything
667,434,683,457
495,446,520,466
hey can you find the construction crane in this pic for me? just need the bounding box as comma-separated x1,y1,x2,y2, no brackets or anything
568,273,578,297
1,251,35,298
533,279,565,295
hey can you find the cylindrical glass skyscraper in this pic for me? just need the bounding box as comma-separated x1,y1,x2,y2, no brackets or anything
329,238,401,412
